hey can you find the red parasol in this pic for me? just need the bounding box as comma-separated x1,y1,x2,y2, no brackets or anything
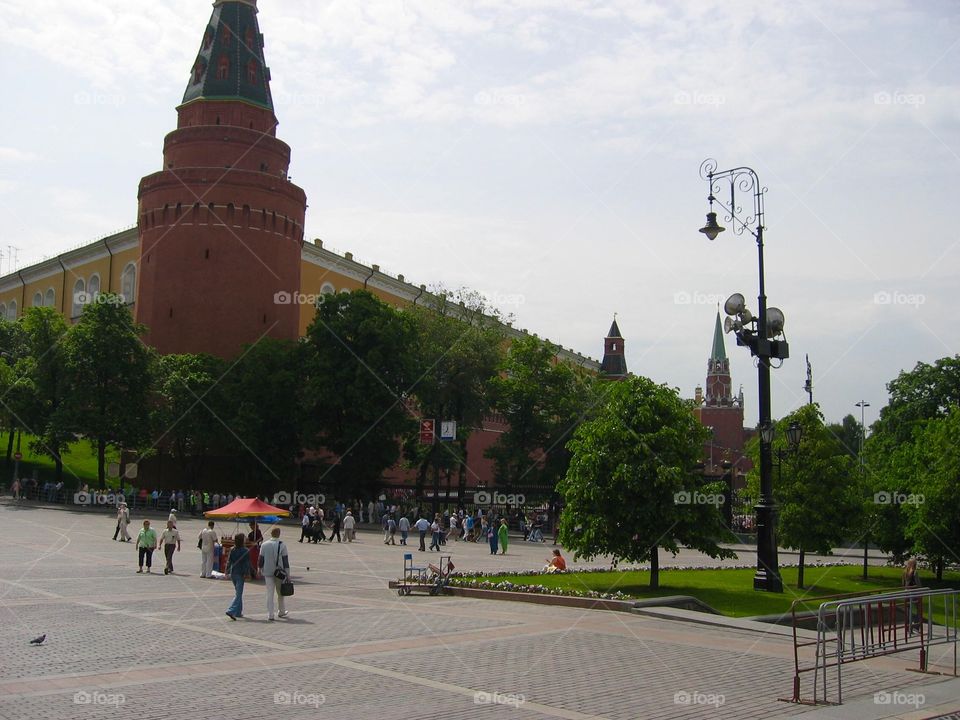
203,497,291,518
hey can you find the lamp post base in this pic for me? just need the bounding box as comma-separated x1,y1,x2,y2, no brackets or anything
753,569,783,593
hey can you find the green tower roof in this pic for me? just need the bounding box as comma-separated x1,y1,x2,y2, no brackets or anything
182,0,273,111
710,312,727,362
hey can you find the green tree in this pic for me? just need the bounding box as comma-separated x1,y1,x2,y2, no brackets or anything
403,291,504,510
486,335,596,498
763,404,860,588
222,338,305,497
557,375,734,588
61,295,154,487
151,353,231,489
864,354,960,569
19,307,72,483
303,291,418,498
0,319,31,469
901,408,960,580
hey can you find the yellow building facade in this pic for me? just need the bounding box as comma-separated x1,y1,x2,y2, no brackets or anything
0,229,599,369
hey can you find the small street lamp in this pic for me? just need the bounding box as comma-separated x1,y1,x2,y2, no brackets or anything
700,159,791,593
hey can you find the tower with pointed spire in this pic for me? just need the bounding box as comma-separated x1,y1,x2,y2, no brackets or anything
695,311,748,483
705,312,733,405
136,0,306,357
600,317,627,380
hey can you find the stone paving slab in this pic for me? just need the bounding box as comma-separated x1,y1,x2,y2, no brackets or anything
0,505,955,720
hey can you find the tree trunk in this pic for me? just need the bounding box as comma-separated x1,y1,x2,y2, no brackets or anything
862,538,869,580
54,453,63,484
98,437,106,489
798,549,805,589
650,546,660,589
5,425,14,467
937,555,944,581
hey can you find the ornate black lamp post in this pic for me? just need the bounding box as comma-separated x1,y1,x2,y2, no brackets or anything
699,159,791,593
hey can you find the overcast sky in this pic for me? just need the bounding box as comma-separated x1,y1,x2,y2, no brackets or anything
2,0,958,429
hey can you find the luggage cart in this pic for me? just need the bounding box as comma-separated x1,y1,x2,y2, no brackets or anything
398,554,454,596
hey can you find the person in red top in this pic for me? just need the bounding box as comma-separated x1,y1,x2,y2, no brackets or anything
544,549,566,572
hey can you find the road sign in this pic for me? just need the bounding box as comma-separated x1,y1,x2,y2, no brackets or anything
107,462,120,478
13,452,21,461
440,420,457,441
123,464,138,479
419,419,435,445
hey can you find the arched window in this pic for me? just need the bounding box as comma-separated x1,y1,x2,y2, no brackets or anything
193,59,205,84
217,55,229,81
89,273,102,299
121,263,137,304
246,59,257,83
44,288,55,308
203,27,214,50
222,26,232,46
0,303,6,321
245,26,255,48
72,278,86,318
7,300,16,321
32,292,42,307
319,283,335,303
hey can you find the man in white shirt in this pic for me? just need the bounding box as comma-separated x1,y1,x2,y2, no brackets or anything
158,520,181,575
198,520,218,577
414,517,430,552
342,510,356,542
258,527,290,620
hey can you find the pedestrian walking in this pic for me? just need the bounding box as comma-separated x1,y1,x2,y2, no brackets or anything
447,514,459,542
398,515,410,545
343,510,356,542
329,510,342,542
159,520,181,574
258,527,290,621
198,520,218,577
299,511,310,543
415,516,430,551
135,520,157,573
487,523,498,555
225,534,251,620
117,501,131,542
429,517,442,551
498,518,509,555
168,509,178,527
386,516,397,544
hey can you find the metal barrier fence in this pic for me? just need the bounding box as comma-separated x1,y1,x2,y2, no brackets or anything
786,587,959,705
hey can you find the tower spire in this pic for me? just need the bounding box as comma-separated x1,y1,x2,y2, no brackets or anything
182,0,273,112
711,311,727,362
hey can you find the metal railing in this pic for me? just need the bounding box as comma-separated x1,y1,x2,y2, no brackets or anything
786,587,959,705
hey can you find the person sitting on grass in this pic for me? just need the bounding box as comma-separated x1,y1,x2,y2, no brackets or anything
543,549,566,573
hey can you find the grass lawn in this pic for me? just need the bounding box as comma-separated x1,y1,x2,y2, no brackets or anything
1,431,120,485
487,565,960,618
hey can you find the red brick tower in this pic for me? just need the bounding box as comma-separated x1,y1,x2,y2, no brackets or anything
600,317,628,380
697,312,747,478
136,0,306,357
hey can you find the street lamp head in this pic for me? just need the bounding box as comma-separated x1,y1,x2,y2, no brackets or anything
723,293,745,316
759,423,775,444
766,307,785,337
699,212,725,241
786,421,803,447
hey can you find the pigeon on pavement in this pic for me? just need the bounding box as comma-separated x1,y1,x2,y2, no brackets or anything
29,634,46,645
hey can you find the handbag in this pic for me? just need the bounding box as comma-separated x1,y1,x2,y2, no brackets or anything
280,578,294,596
273,541,287,579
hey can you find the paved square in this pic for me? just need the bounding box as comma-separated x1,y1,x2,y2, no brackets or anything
1,503,957,719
